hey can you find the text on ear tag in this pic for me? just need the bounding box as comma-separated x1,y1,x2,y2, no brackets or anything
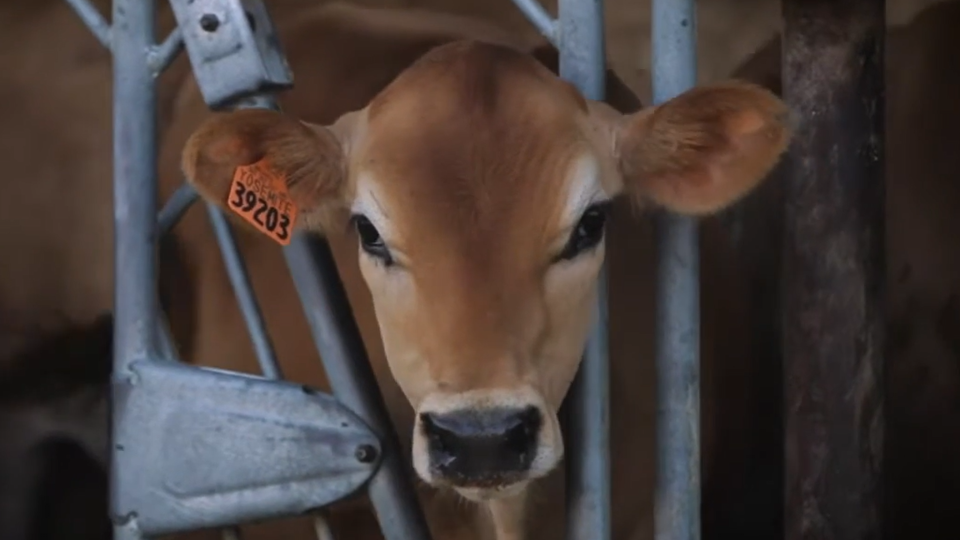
227,160,298,245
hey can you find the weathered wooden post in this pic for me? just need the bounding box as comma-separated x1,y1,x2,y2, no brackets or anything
781,1,886,539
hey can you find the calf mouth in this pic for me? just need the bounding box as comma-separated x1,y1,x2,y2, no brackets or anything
455,481,530,502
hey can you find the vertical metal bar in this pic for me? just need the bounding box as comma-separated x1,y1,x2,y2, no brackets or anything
112,0,159,374
781,1,886,539
651,1,700,540
111,0,157,538
283,237,432,540
556,1,610,539
206,203,283,378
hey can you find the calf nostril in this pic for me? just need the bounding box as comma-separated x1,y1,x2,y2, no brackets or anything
504,420,532,455
503,406,539,455
420,414,444,445
420,406,542,483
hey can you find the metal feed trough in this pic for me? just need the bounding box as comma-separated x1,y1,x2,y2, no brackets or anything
59,0,887,538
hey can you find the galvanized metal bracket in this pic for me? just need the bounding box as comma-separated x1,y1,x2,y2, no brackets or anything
168,0,294,109
111,360,381,536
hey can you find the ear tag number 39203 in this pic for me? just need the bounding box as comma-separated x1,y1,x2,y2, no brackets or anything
227,160,298,246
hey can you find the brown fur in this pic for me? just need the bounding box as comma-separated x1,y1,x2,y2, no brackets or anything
618,81,792,215
730,2,960,539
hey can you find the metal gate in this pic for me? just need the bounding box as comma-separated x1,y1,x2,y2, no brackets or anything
58,0,891,538
63,0,699,538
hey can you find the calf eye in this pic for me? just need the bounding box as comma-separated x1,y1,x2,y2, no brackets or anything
556,202,611,262
352,214,394,266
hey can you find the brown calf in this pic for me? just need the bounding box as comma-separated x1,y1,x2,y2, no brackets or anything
160,3,790,539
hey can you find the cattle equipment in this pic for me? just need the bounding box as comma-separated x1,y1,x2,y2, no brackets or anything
60,0,728,538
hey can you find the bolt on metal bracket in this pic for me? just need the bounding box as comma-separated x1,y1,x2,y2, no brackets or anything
111,360,381,536
168,0,294,109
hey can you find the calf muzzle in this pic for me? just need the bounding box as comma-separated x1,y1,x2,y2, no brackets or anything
420,405,541,487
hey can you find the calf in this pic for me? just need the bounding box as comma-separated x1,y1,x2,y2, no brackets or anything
161,3,790,539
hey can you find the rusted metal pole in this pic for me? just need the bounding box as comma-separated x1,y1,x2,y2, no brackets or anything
781,1,885,540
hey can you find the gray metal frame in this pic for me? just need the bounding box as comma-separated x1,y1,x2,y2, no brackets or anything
650,2,699,540
61,0,703,538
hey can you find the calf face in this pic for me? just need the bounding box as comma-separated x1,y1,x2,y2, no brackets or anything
182,40,790,501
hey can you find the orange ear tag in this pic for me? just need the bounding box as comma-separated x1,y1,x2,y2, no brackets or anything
226,159,299,246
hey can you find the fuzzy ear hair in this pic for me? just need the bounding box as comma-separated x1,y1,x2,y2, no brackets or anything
615,80,792,215
181,108,352,236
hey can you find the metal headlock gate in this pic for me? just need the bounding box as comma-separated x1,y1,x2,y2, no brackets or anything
57,0,899,537
61,0,699,538
61,0,891,537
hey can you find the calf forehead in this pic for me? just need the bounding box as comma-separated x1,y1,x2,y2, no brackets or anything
355,42,593,264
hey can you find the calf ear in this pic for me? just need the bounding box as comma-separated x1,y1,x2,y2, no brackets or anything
614,80,791,215
181,108,355,239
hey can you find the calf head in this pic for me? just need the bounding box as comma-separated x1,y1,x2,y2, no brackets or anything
182,40,790,502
